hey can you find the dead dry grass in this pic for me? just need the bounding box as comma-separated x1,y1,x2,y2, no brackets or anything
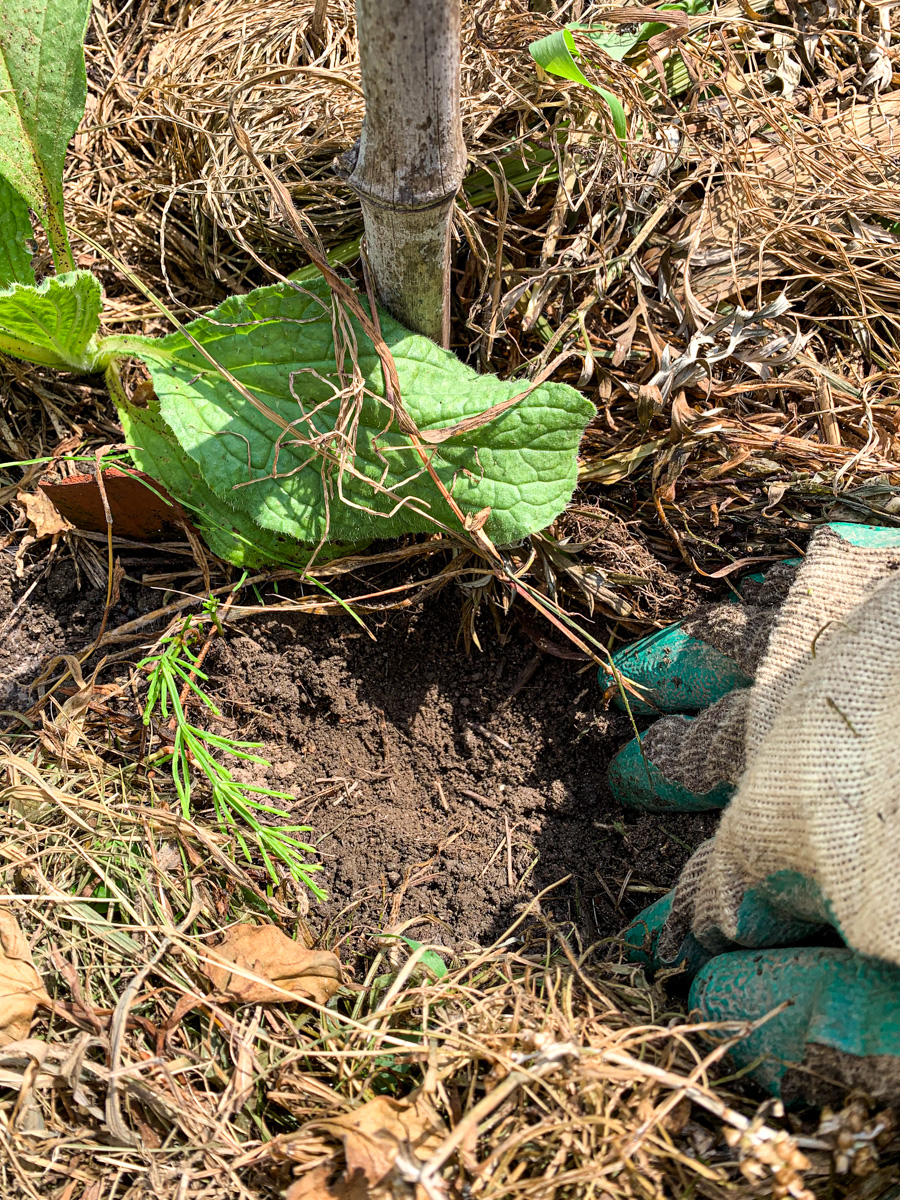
2,721,887,1200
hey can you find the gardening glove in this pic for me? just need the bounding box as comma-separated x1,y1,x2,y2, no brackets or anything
607,527,900,812
611,523,900,1103
606,558,805,811
608,563,799,716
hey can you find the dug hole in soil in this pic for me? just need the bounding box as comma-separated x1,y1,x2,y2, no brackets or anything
1,552,717,949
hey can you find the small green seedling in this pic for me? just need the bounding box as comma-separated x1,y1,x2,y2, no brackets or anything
529,0,713,118
139,615,325,898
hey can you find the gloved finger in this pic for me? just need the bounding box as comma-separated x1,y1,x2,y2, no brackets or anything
607,579,794,713
608,689,749,811
622,889,712,977
689,946,900,1105
607,619,753,715
662,833,831,958
607,531,899,716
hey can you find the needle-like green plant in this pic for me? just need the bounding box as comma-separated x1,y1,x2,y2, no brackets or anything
138,615,325,900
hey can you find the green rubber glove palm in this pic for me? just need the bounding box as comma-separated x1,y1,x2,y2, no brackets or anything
608,524,900,1104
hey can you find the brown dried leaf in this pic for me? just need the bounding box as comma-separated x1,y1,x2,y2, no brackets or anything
463,506,491,533
201,924,341,1005
670,392,697,438
637,382,662,431
286,1164,365,1200
287,1093,445,1200
37,654,105,753
611,308,639,368
16,490,71,540
0,910,50,1045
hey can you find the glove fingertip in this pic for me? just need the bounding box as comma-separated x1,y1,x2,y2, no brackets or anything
608,625,752,714
608,733,733,812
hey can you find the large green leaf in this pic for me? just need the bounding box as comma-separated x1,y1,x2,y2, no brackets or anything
0,270,102,370
0,0,91,270
117,395,357,568
0,176,35,286
109,278,594,548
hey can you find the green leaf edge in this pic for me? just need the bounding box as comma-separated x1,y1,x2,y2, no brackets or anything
0,270,106,371
529,28,628,145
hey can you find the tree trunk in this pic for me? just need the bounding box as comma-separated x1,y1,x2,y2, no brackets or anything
349,0,465,347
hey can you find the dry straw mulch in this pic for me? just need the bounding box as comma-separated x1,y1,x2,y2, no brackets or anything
2,723,890,1200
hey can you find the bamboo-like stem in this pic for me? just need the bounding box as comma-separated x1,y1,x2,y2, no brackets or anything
349,0,465,346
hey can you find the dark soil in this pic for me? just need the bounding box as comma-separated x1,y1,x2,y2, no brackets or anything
1,548,718,950
1,548,167,707
190,590,719,947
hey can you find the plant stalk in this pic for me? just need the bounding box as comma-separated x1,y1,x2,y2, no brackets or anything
309,0,329,56
47,215,75,275
349,0,465,347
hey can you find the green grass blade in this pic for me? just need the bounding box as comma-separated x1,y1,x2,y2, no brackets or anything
529,28,627,145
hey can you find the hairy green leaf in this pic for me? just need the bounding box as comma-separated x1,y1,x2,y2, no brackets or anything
0,0,91,270
111,277,594,548
116,393,358,568
0,271,102,370
0,176,35,286
529,29,627,144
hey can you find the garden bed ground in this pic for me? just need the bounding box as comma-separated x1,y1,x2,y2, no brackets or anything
1,550,715,949
4,0,900,1194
